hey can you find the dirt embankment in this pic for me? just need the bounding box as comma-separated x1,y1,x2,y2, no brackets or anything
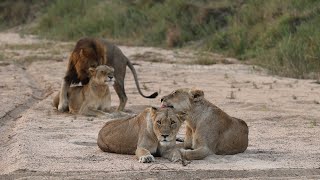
0,33,319,179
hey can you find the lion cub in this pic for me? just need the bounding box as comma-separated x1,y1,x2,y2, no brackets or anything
53,65,114,116
161,88,249,160
97,107,183,163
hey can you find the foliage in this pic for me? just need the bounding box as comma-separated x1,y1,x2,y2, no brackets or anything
1,0,320,78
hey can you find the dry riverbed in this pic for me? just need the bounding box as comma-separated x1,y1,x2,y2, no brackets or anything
0,33,319,179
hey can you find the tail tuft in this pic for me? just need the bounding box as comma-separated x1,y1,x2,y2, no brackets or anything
147,92,158,99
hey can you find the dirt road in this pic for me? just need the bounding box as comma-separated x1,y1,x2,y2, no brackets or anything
0,33,319,179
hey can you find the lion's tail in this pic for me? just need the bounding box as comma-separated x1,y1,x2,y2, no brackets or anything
126,60,158,99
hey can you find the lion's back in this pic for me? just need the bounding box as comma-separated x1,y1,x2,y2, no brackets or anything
97,115,141,155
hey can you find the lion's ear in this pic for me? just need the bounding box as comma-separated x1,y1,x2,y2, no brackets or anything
150,107,158,119
89,67,96,77
189,89,204,102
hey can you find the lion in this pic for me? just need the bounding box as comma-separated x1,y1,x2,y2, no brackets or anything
58,37,158,112
160,88,249,160
53,65,115,116
97,107,184,163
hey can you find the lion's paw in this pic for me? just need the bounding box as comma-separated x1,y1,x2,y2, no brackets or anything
58,102,68,112
171,151,182,162
138,155,155,163
179,148,192,159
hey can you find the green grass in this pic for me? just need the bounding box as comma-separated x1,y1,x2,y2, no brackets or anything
0,0,51,29
255,8,320,78
0,53,5,61
194,55,217,65
1,0,320,79
205,0,320,78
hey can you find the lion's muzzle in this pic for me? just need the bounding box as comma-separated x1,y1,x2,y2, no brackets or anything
105,76,115,86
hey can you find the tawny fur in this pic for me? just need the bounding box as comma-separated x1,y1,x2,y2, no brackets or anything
161,88,249,160
97,107,183,163
58,37,158,112
54,65,114,116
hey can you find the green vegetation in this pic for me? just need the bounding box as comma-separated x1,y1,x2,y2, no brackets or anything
1,0,319,79
195,55,217,65
0,53,5,61
0,0,50,29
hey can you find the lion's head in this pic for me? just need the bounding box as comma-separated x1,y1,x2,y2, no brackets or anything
150,107,183,145
69,38,107,85
160,88,204,113
89,65,115,85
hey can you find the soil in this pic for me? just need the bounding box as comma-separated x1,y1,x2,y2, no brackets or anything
0,33,319,179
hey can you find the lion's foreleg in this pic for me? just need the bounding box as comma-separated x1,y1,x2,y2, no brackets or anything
58,79,70,112
162,147,182,162
80,104,108,117
53,92,60,109
163,146,191,166
85,109,109,117
135,147,155,163
184,125,193,149
180,146,211,160
101,99,111,113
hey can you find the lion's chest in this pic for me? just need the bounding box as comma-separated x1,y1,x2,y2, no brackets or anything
149,146,158,155
86,92,111,109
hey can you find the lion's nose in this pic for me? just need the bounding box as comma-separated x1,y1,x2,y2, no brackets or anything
108,76,113,79
162,135,169,139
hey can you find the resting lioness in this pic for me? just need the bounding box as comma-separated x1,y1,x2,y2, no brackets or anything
53,65,114,116
160,88,249,160
97,107,183,163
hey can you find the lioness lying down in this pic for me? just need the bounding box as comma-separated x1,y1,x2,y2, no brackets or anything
97,107,183,163
53,65,114,116
161,88,249,160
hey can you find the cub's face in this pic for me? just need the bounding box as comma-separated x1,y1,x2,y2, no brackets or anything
150,107,182,145
160,89,192,113
89,65,115,85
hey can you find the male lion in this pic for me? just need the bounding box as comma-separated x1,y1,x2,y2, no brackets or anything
160,88,249,160
97,107,183,163
53,65,114,116
58,37,158,112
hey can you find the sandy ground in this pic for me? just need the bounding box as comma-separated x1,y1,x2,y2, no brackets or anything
0,33,319,179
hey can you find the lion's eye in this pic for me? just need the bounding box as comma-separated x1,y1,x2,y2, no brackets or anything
157,120,161,125
171,121,176,125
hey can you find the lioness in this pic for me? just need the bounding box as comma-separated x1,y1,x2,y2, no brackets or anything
97,107,183,163
58,37,158,112
53,65,114,116
160,88,249,160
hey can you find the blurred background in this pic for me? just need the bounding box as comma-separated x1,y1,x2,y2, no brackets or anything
0,0,319,79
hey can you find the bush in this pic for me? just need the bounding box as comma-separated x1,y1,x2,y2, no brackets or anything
2,0,320,79
0,0,50,29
